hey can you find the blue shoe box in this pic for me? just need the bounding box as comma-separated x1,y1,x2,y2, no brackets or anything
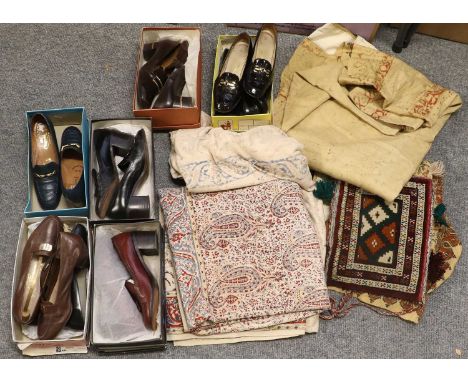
24,107,90,218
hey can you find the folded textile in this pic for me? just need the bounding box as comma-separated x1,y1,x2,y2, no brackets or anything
326,161,462,323
167,125,328,335
273,23,462,202
164,238,308,345
169,125,313,193
159,180,330,334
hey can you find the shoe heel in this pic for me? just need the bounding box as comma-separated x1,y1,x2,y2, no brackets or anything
110,133,135,157
127,196,150,219
66,277,85,330
132,231,159,256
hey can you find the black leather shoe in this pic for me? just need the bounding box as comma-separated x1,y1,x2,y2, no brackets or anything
109,129,150,220
243,25,277,99
66,223,88,330
138,40,189,109
29,114,61,210
213,32,252,114
92,129,135,219
60,126,85,207
142,38,180,61
151,65,193,109
240,88,270,115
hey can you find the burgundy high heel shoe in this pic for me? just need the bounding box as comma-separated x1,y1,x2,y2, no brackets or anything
111,231,159,331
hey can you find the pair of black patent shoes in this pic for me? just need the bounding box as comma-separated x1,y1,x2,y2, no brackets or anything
213,25,277,115
92,128,150,220
137,39,193,109
29,114,85,210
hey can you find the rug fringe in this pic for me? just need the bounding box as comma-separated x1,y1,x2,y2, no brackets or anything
320,293,400,320
429,161,445,176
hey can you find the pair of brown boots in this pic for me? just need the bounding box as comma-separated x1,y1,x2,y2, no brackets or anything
13,216,88,340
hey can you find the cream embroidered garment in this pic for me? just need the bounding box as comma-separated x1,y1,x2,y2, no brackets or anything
169,125,313,193
273,24,462,202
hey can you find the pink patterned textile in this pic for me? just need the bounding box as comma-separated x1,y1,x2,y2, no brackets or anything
159,179,330,333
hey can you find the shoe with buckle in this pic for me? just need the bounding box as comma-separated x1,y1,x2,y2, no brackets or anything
138,40,189,109
213,32,252,114
243,24,277,99
29,114,61,210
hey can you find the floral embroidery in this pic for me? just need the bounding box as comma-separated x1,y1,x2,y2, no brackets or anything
374,54,394,91
181,154,309,190
413,84,446,117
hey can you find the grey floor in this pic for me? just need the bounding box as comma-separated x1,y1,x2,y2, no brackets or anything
0,24,467,359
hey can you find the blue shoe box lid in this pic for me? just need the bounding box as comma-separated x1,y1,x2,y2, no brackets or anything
24,107,90,218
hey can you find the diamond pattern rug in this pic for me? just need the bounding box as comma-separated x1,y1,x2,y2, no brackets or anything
326,176,433,303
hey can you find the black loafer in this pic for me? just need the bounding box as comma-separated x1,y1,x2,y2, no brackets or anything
241,88,270,115
243,25,277,99
29,113,61,210
60,126,85,206
213,32,252,114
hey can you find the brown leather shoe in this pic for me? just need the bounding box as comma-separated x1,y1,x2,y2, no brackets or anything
138,40,189,108
13,216,63,325
37,231,88,340
111,232,159,331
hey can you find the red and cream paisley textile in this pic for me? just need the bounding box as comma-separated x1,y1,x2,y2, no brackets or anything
159,180,330,334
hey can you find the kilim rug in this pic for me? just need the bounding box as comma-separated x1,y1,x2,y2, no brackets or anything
327,176,433,303
325,162,463,323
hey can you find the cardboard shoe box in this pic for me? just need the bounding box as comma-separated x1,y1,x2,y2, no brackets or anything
24,107,90,218
91,220,166,352
133,27,202,130
89,118,156,222
11,216,92,356
211,34,273,132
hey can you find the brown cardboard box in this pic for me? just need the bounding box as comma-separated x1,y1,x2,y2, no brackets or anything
133,27,202,130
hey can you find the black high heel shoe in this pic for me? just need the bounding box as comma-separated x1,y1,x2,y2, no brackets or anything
243,24,277,99
92,130,135,219
109,129,150,219
213,33,252,114
151,65,193,109
138,40,189,109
